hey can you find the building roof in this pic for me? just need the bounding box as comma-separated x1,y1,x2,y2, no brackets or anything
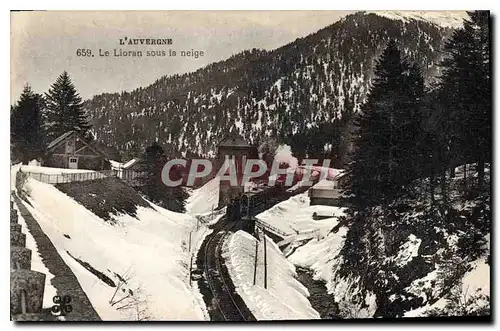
123,158,139,169
46,130,75,150
217,132,251,148
46,130,109,160
89,141,121,161
333,170,348,182
313,179,336,190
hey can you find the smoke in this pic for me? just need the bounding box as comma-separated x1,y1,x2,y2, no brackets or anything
274,144,298,169
258,139,278,160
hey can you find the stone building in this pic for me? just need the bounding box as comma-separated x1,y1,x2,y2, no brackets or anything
216,133,258,208
308,172,348,206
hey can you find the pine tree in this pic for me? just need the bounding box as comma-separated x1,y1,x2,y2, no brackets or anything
394,63,426,183
138,142,187,213
345,40,425,208
11,84,45,164
288,130,307,165
44,71,92,141
436,11,491,188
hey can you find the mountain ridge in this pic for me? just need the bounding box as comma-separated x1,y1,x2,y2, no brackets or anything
84,12,459,161
367,10,468,29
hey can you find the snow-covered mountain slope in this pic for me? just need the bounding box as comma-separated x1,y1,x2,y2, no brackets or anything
368,11,468,29
255,167,490,318
404,255,490,317
331,166,490,318
185,176,220,215
18,178,207,320
85,11,455,162
222,230,320,320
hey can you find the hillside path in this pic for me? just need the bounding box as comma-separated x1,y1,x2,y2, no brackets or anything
13,194,101,321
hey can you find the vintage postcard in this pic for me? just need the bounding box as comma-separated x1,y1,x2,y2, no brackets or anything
10,10,491,321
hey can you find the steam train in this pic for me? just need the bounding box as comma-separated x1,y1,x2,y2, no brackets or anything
225,165,327,224
226,181,286,222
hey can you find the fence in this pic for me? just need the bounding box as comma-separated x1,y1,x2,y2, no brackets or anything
255,219,288,237
276,228,322,247
20,169,119,185
119,169,145,187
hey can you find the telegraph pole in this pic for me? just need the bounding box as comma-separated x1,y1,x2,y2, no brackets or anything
188,231,192,253
189,254,193,286
253,228,259,286
263,228,268,289
246,195,251,218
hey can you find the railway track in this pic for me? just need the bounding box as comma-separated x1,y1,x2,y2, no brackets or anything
200,183,314,321
202,217,256,321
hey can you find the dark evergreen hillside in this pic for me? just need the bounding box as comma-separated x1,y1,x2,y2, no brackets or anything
84,12,454,162
333,11,490,318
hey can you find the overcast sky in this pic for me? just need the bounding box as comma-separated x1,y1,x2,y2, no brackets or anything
10,10,354,102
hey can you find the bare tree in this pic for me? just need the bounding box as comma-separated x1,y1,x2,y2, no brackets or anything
109,268,152,321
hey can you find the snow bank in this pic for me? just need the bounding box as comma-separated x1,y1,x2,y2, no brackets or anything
11,163,21,189
393,234,421,267
21,178,206,320
19,165,97,174
255,188,375,316
288,227,348,294
28,159,41,166
463,258,489,296
222,230,319,320
461,258,490,304
109,160,123,169
256,193,346,236
312,179,335,189
404,257,490,317
14,204,58,308
185,176,220,215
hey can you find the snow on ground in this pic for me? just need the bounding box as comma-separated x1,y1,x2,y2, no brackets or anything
19,165,98,174
288,226,348,294
403,297,448,318
123,159,138,168
393,234,421,267
222,230,320,320
110,159,139,180
13,203,58,308
109,160,123,170
369,11,468,29
256,193,346,236
311,178,335,190
109,160,125,178
253,188,363,315
461,257,490,301
253,188,373,315
404,257,490,317
28,159,41,166
11,163,21,189
189,226,213,321
311,176,344,189
20,178,207,320
185,176,220,215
